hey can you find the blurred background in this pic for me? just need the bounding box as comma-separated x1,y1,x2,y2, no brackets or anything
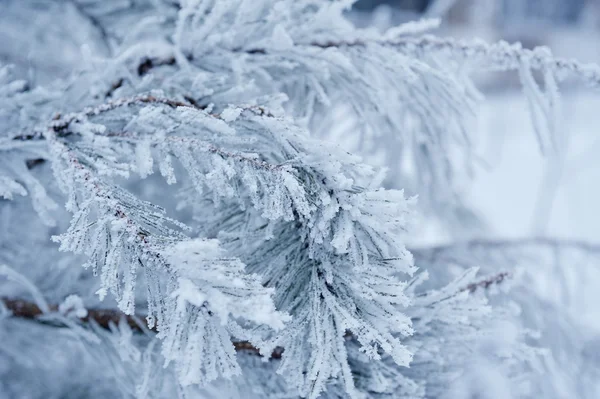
348,0,600,245
347,8,600,391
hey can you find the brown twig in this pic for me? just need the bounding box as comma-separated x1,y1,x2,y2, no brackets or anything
461,271,511,293
1,297,140,330
0,296,283,358
7,94,205,143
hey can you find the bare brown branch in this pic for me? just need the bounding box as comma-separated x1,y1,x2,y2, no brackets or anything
1,297,142,331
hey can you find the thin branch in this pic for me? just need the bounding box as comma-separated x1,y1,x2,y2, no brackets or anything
7,95,199,142
0,296,283,358
106,35,600,102
1,297,140,330
393,36,600,88
462,271,511,293
410,237,600,257
0,271,506,360
238,36,600,88
11,93,276,143
12,94,281,176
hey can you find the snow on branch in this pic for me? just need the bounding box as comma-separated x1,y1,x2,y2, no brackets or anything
59,3,595,234
391,36,600,85
7,75,583,392
37,96,303,386
31,91,419,396
3,2,598,397
262,36,600,88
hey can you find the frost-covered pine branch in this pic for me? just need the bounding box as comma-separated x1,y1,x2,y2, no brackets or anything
33,91,420,397
1,1,600,398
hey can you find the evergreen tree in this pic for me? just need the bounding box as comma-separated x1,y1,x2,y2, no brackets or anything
1,1,599,398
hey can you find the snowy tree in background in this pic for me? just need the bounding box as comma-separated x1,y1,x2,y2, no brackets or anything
1,1,600,398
